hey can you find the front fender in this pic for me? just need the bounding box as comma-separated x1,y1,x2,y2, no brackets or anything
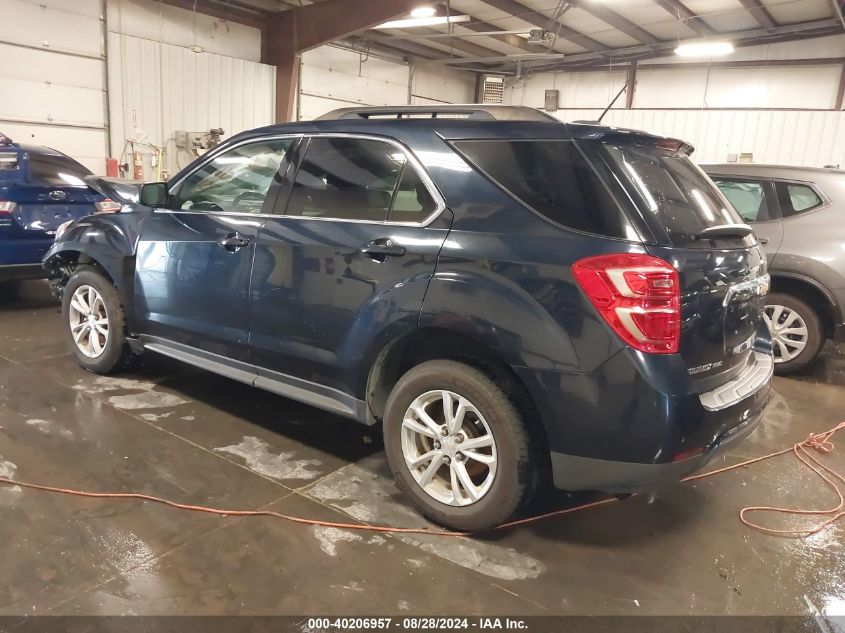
43,210,146,328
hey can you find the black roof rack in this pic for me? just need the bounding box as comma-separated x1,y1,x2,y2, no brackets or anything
316,105,558,123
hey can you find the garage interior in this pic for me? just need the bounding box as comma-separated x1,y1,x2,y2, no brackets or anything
2,0,845,626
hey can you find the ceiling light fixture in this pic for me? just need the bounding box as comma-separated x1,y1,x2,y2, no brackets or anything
410,6,437,18
675,41,734,57
376,15,470,29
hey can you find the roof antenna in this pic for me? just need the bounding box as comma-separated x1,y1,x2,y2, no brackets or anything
598,80,629,123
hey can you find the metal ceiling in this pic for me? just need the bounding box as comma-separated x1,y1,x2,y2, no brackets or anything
169,0,845,72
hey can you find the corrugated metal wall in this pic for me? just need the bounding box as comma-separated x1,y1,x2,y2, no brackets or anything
108,33,275,178
299,45,476,121
554,109,845,167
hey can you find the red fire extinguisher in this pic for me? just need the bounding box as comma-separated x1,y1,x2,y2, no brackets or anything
132,151,144,180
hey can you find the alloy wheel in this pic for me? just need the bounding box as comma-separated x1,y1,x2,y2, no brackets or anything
763,304,808,363
400,390,497,506
68,285,109,359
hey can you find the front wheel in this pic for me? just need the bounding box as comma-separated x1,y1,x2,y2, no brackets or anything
383,360,538,531
62,268,133,374
764,292,824,375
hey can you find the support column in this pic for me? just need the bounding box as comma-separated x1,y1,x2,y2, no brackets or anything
261,0,421,122
626,61,638,109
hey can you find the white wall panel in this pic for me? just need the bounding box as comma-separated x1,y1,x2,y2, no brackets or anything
554,109,845,168
107,0,261,62
507,71,628,109
300,46,476,120
299,46,410,120
1,0,103,57
410,66,475,105
108,33,275,177
0,0,107,172
0,122,107,174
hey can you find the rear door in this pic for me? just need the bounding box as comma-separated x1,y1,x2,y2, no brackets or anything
709,175,783,263
601,143,769,388
249,134,451,401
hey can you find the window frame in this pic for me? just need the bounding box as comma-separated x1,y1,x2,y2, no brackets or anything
452,137,638,242
709,175,781,224
276,133,446,226
774,179,829,219
162,135,301,216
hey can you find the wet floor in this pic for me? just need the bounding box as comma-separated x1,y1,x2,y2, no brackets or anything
0,281,843,618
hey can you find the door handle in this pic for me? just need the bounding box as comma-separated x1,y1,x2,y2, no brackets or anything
360,238,406,260
218,232,251,252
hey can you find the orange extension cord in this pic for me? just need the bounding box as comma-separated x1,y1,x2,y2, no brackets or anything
0,421,843,538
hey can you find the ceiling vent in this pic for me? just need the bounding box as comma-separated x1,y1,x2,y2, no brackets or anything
480,75,505,104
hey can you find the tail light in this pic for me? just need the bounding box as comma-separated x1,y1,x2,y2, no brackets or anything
95,198,122,213
573,253,681,354
0,201,15,227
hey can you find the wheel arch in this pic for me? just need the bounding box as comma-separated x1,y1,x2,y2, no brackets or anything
769,272,839,340
364,327,551,473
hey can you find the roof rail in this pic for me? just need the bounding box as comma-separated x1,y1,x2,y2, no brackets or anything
316,105,557,123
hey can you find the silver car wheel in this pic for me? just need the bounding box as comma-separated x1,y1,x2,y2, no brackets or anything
69,285,109,359
763,304,808,363
400,390,497,507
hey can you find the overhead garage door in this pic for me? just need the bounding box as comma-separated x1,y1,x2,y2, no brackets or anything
0,0,107,174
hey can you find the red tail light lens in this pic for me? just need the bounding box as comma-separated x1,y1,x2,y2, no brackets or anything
95,198,122,213
573,253,681,354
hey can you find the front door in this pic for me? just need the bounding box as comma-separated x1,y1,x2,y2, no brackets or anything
134,137,296,361
249,135,451,401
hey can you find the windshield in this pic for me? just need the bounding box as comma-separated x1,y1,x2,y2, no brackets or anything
604,143,748,247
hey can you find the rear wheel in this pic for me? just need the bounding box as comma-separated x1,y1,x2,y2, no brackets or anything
383,360,538,531
62,268,133,374
764,292,823,375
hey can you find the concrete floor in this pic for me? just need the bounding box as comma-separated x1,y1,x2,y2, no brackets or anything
0,280,843,619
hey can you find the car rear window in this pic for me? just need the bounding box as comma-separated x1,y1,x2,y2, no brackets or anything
27,152,91,186
452,139,630,239
603,143,746,247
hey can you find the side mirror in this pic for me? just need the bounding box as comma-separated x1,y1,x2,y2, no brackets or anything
139,182,168,207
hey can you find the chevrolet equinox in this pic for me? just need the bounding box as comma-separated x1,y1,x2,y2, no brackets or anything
44,106,773,531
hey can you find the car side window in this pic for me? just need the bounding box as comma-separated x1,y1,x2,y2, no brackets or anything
169,139,292,214
285,137,410,222
388,162,438,223
776,181,824,217
712,178,773,222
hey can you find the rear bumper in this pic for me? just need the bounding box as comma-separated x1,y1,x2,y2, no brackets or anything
0,263,47,281
515,339,773,494
549,397,764,492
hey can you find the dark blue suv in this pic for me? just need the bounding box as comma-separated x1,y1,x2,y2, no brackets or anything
44,106,773,530
0,133,117,291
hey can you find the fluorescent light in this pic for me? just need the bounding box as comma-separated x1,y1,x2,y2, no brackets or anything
410,6,437,18
377,15,470,29
675,41,734,57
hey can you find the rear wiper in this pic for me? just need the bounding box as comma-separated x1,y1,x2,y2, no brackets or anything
696,224,753,240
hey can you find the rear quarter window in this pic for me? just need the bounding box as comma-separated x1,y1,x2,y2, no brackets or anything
452,139,631,239
775,181,825,217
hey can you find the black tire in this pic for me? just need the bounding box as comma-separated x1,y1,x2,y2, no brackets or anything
0,280,22,301
383,360,538,531
766,291,824,375
61,267,133,374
